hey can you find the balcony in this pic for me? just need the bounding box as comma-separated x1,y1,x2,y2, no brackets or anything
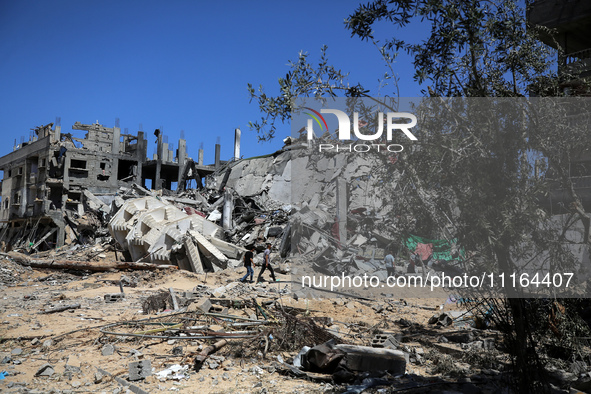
528,0,591,56
562,48,591,78
544,175,591,212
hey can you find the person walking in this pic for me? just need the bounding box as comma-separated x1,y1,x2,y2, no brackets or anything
384,253,396,277
408,251,420,274
257,243,277,282
240,245,256,283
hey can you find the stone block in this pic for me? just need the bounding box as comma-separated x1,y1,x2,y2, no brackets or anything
129,359,152,381
334,344,406,375
104,293,125,303
212,286,226,298
371,334,399,349
432,343,463,357
195,298,212,313
102,344,115,356
180,291,199,299
35,363,54,377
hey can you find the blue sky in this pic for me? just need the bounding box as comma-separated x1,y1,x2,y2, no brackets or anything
0,1,425,164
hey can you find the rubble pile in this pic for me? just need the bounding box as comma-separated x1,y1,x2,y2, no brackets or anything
0,143,591,393
1,262,590,393
107,151,295,272
0,143,438,285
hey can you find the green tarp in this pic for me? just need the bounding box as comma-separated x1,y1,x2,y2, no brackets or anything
405,234,463,261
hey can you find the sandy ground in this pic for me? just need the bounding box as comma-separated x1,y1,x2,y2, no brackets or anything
0,257,510,394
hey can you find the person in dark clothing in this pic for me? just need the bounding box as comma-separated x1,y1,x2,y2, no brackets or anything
257,243,277,282
240,245,256,283
408,252,419,274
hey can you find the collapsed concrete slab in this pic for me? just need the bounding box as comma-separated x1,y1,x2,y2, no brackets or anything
334,344,406,375
206,236,246,260
109,196,229,272
188,230,228,271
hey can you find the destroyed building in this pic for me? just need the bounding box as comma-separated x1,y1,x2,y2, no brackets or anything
0,120,204,249
528,0,591,212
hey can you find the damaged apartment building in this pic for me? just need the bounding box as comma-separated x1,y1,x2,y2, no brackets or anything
0,120,201,250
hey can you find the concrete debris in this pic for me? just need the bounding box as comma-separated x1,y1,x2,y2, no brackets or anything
0,254,576,394
429,312,453,327
298,339,406,383
154,364,189,381
1,121,584,394
94,369,106,384
0,125,294,274
371,334,400,349
129,359,152,381
195,298,212,313
102,344,115,356
293,346,311,369
334,344,406,375
11,348,22,356
40,303,81,314
104,293,125,303
34,363,55,377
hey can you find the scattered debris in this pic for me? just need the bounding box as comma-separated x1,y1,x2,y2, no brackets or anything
129,360,152,381
194,340,228,371
155,364,189,381
0,123,588,394
39,303,81,314
34,363,54,377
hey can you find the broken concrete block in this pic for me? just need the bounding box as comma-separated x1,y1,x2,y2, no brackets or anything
180,291,199,299
276,263,290,274
104,293,125,303
292,290,307,301
171,346,184,356
35,363,54,377
206,236,246,260
83,190,110,214
428,313,453,327
189,230,228,270
212,286,226,298
195,298,212,313
104,293,125,302
371,334,399,349
207,209,222,222
432,343,463,357
384,335,400,350
129,359,152,381
110,196,222,271
334,344,406,375
63,364,81,381
443,331,474,344
94,370,105,384
267,227,283,237
102,344,115,356
184,237,205,274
